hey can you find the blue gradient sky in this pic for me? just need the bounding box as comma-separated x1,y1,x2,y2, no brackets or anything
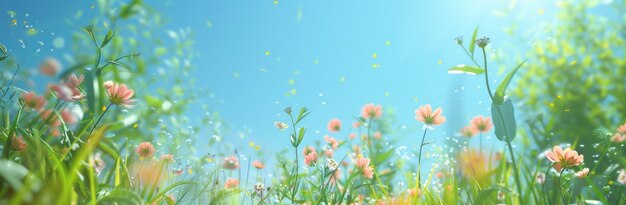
1,0,560,159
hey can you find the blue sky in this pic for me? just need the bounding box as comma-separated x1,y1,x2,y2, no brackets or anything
1,0,559,159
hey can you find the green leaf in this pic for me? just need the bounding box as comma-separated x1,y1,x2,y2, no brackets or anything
469,26,479,56
97,188,145,205
0,43,7,55
290,134,297,147
297,127,306,146
491,99,517,142
100,30,116,48
448,64,485,75
494,59,527,104
476,185,511,203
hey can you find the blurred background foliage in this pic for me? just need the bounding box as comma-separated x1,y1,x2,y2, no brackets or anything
510,0,626,169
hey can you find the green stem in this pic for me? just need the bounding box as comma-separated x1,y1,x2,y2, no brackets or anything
417,128,428,188
558,169,567,205
90,103,113,135
482,48,495,101
288,114,299,201
481,47,523,205
366,118,374,163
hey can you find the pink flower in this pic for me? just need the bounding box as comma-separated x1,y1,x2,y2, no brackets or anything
407,188,422,197
470,116,492,133
327,118,342,132
435,172,444,179
354,156,374,179
224,178,239,188
161,154,174,163
302,146,316,156
618,169,626,185
374,131,382,140
11,136,27,151
39,57,61,76
611,133,626,143
136,142,155,158
21,92,46,110
104,81,135,108
535,173,545,184
361,103,382,119
49,84,83,101
324,135,339,150
324,149,334,158
354,156,370,170
353,145,362,156
352,122,360,128
545,146,584,172
348,133,356,140
460,126,476,138
60,109,76,125
618,123,626,134
253,160,265,169
222,156,240,170
64,73,84,88
39,109,61,127
329,168,342,183
415,104,446,126
575,168,589,178
304,151,318,167
362,166,374,179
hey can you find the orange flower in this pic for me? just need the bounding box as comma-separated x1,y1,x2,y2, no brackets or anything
253,160,265,169
545,146,584,172
327,118,342,132
470,115,492,133
361,103,382,119
104,81,135,108
415,104,446,126
136,142,155,158
224,178,239,188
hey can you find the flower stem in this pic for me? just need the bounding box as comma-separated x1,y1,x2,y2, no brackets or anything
288,114,299,201
417,128,428,188
558,169,567,205
90,103,112,135
481,47,523,205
